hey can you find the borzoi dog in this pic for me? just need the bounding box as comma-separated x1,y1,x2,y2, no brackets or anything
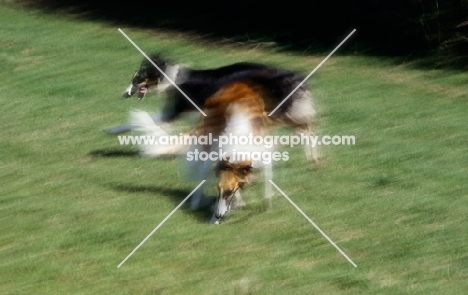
116,54,318,163
191,81,274,223
130,81,274,223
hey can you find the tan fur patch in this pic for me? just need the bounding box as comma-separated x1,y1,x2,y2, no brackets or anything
195,81,266,198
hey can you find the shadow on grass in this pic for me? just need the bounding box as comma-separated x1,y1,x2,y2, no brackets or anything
88,148,178,161
89,148,140,158
113,183,260,224
113,183,217,223
226,210,257,225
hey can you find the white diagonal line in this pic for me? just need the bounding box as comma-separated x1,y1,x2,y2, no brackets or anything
117,180,206,268
118,28,207,117
269,180,357,267
268,29,356,117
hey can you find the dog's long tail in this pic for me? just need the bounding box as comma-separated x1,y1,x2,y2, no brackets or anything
129,110,187,156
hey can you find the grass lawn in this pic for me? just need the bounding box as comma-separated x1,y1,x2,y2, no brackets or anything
1,1,467,294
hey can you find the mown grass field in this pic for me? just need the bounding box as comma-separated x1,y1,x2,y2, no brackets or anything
1,1,467,294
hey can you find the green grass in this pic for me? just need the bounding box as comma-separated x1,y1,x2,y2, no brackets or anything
1,1,468,294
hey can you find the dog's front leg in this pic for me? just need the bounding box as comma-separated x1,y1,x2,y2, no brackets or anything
189,158,212,210
296,126,320,165
209,197,221,224
190,187,203,210
264,161,273,211
232,190,246,210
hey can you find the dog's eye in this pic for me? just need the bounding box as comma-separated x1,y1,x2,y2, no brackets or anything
132,76,146,84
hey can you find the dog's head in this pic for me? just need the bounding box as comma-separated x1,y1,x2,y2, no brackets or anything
214,159,253,219
122,54,168,100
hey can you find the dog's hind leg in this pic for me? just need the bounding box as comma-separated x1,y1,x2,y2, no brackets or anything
295,125,320,165
287,88,320,164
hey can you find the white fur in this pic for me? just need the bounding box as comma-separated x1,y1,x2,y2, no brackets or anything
213,104,274,219
124,83,134,96
287,90,316,123
216,190,230,219
288,89,320,164
157,65,181,92
220,105,269,166
129,110,187,156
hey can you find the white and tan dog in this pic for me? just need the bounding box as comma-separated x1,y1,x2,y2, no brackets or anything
130,81,275,223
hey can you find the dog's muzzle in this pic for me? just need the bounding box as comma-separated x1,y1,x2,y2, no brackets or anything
122,83,147,100
215,188,239,219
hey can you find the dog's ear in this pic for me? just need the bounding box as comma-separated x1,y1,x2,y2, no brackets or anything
145,53,160,63
236,164,253,183
149,53,169,67
221,160,233,170
214,159,233,176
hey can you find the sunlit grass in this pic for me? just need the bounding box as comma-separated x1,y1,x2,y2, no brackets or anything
1,1,467,294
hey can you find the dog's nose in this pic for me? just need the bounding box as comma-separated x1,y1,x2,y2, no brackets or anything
123,84,136,98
